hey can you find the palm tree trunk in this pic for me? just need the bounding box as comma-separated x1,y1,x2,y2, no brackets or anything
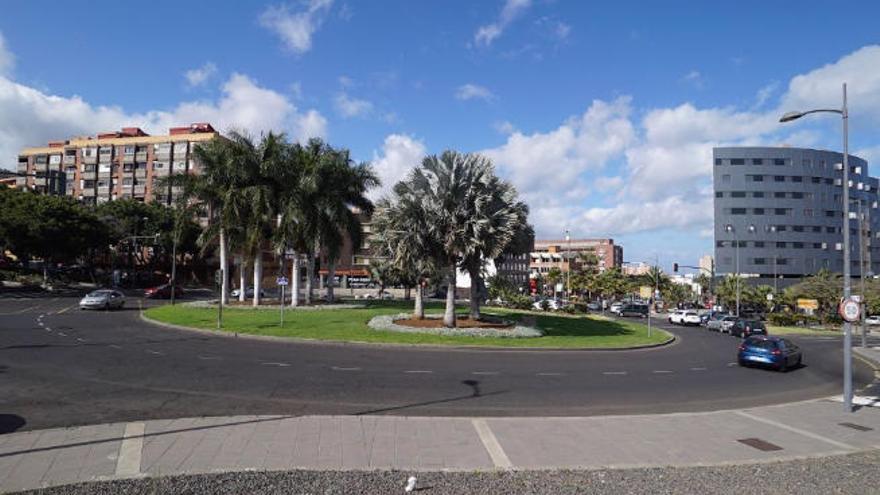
444,260,457,328
252,250,263,306
290,251,299,308
238,255,247,302
327,259,336,303
219,228,229,305
305,252,314,305
404,286,411,301
413,283,424,320
469,269,481,320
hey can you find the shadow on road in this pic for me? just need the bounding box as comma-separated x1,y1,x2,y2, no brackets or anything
0,414,26,434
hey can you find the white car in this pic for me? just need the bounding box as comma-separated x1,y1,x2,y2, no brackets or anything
609,302,624,315
865,315,880,326
533,298,560,311
681,311,702,326
79,289,125,310
668,309,687,325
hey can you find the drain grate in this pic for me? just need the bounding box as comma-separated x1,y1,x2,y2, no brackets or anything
737,438,783,452
839,422,873,432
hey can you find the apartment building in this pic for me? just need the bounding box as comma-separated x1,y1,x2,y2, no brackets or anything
16,123,219,204
530,238,623,278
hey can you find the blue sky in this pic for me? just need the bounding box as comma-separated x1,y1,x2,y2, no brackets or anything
2,0,880,270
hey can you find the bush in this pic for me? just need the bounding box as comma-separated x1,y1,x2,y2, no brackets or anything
507,294,533,310
540,299,550,311
561,304,576,314
768,312,824,328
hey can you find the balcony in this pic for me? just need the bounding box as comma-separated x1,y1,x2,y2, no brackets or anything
135,169,147,179
135,151,148,162
123,154,135,164
97,187,111,196
32,177,47,186
82,154,97,165
33,163,48,173
134,185,146,195
82,188,96,197
63,155,76,165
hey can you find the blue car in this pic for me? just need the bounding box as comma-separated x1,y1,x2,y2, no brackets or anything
738,336,802,371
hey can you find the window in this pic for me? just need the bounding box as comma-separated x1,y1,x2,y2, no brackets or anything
154,143,172,153
774,192,786,198
754,241,765,248
722,257,733,266
83,164,96,172
792,176,803,183
812,226,821,233
714,158,722,165
824,178,833,185
123,163,134,172
813,243,822,249
803,209,813,217
752,159,763,165
34,155,48,164
753,258,766,265
793,226,804,232
803,159,812,167
803,192,812,200
730,208,747,215
826,226,836,233
716,241,725,248
731,191,746,198
777,258,789,265
748,174,763,182
123,145,135,155
825,210,836,217
715,191,723,198
753,192,764,198
753,208,765,215
731,158,745,165
776,242,787,248
98,147,112,155
123,178,133,186
49,155,61,165
812,177,821,184
722,174,731,183
776,225,787,232
774,208,789,215
737,241,747,248
774,175,785,182
774,158,786,165
82,179,96,188
83,147,96,157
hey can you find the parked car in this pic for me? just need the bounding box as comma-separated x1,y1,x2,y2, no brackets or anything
609,302,624,315
668,309,687,325
586,302,602,311
738,335,802,371
619,303,649,318
680,311,702,326
707,315,737,333
231,286,266,298
866,315,880,326
144,284,184,299
533,298,560,311
79,289,126,310
730,319,767,339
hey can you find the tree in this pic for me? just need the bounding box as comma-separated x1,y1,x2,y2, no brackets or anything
545,268,562,297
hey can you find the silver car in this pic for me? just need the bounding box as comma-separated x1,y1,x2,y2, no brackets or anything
79,290,126,310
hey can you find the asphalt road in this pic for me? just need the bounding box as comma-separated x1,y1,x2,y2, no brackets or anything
0,292,877,432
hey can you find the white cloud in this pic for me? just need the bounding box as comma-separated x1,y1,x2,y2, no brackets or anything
370,134,427,199
594,176,623,192
184,62,217,87
781,45,880,121
574,194,714,236
681,70,704,89
475,0,531,47
493,120,517,134
259,0,333,55
334,92,373,118
554,21,572,40
0,32,14,76
752,81,779,109
0,72,327,164
455,83,496,102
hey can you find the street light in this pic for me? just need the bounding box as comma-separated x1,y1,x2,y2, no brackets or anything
565,230,571,301
725,224,755,316
780,82,853,412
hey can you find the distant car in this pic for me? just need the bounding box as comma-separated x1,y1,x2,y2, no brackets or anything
79,289,126,310
144,284,184,299
609,302,624,315
738,335,802,371
533,298,560,311
668,309,687,325
231,286,266,298
730,319,767,339
619,303,649,318
866,315,880,326
707,315,736,333
681,311,702,326
586,302,602,311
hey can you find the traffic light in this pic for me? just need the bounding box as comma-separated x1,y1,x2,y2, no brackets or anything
673,263,679,272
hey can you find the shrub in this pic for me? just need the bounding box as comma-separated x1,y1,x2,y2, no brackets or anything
507,294,533,310
540,299,550,311
561,304,576,314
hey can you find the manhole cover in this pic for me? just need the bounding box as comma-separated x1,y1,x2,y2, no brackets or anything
839,422,873,432
737,438,783,451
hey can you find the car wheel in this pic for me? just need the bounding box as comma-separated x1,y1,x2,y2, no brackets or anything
738,359,747,367
778,361,787,372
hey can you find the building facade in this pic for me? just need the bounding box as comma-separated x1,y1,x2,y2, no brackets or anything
530,238,622,278
16,123,219,204
714,146,879,285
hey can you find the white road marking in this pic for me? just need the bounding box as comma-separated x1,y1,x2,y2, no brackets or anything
76,338,86,342
57,332,67,337
602,371,628,375
736,410,856,450
262,362,292,367
690,367,708,371
404,370,433,374
331,366,361,371
145,350,165,356
37,322,44,327
471,371,499,375
472,419,512,469
55,306,74,314
727,362,738,367
652,370,674,374
536,372,565,376
198,355,221,360
109,344,122,349
115,422,145,477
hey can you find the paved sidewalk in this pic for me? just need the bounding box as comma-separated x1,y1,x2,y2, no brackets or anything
2,399,880,493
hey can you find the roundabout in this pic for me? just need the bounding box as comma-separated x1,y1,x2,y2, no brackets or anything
0,295,876,432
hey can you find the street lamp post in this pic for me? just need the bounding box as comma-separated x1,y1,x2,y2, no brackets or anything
565,230,571,301
780,82,853,412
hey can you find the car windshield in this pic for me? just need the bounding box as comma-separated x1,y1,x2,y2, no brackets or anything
88,290,112,297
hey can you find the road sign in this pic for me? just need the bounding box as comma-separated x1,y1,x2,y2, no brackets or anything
797,298,819,310
839,297,861,322
276,276,289,286
639,286,652,299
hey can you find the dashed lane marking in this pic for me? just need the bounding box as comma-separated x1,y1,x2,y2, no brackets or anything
109,344,122,349
55,305,74,314
262,362,292,367
652,370,674,374
331,366,361,371
602,371,628,375
690,367,708,371
145,350,165,356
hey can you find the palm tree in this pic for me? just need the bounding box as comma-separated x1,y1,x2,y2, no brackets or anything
273,141,310,307
392,151,498,327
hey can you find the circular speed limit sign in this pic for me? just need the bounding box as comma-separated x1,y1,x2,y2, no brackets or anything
838,297,861,322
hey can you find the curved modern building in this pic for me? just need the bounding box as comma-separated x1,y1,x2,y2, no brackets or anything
714,147,879,286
